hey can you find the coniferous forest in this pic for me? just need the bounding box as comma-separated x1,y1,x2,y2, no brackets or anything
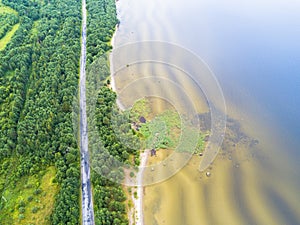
0,0,131,224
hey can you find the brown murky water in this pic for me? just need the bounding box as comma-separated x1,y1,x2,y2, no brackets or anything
112,59,300,224
111,0,300,224
142,116,300,225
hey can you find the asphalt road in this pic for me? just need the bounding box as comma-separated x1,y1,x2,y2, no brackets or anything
79,0,95,224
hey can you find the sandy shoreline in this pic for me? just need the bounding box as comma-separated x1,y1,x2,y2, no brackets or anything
124,151,149,225
109,26,126,111
109,23,148,225
109,27,117,93
133,150,149,225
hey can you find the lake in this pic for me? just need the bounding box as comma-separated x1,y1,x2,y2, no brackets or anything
112,0,300,224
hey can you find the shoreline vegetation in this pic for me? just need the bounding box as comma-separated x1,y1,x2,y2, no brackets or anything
109,10,144,225
109,23,141,225
86,0,134,224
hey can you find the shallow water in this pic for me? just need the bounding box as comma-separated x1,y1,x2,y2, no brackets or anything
112,0,300,224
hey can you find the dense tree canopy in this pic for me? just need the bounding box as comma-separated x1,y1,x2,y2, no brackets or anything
86,0,118,66
1,0,133,224
0,0,81,223
86,0,139,224
0,13,18,39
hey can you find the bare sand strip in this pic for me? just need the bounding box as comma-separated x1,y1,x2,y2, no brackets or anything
109,28,117,92
124,150,149,225
134,150,149,225
109,27,126,111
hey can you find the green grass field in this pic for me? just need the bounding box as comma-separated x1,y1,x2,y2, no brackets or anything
0,2,19,51
0,23,19,51
0,166,59,224
0,2,18,15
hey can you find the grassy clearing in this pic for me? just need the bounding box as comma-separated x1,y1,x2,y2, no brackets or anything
0,3,18,15
0,1,19,50
0,23,20,51
0,166,59,225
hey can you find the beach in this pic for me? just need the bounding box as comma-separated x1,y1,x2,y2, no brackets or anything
109,25,117,94
134,150,149,225
122,150,149,225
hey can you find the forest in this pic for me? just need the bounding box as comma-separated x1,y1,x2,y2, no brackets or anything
0,0,82,224
0,0,136,224
86,0,138,224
